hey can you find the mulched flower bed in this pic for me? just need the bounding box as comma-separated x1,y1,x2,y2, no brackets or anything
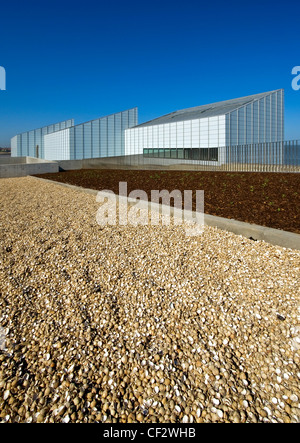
34,170,300,234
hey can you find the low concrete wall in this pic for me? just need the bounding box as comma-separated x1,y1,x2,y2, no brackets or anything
0,156,27,165
58,159,83,171
25,156,56,164
0,157,59,178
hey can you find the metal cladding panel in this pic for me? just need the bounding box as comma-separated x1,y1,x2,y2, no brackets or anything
278,89,284,141
70,108,137,160
28,131,35,157
99,118,107,157
183,120,191,148
218,116,226,146
238,107,245,144
83,122,92,159
74,125,84,159
246,104,252,144
163,124,170,149
134,128,139,152
69,127,75,160
265,95,271,142
114,113,122,156
44,128,70,161
11,136,18,157
21,133,28,156
191,120,200,148
129,108,138,127
170,123,176,147
92,120,100,158
148,126,153,149
229,110,238,146
225,90,284,147
107,115,115,156
124,130,130,156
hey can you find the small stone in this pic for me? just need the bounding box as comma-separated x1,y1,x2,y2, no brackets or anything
73,397,80,406
136,413,143,422
182,415,189,423
216,409,223,419
36,414,44,423
121,355,128,364
290,394,298,403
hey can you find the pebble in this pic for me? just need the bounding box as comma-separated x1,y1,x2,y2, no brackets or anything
0,176,299,424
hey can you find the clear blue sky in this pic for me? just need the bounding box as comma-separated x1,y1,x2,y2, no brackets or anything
0,0,299,146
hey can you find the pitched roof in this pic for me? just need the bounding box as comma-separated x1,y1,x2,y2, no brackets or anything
135,90,282,127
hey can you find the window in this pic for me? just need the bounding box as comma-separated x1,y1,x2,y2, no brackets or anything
199,149,208,161
143,147,219,161
209,148,218,161
177,149,184,159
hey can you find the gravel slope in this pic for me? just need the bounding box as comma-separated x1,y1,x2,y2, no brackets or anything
0,177,299,423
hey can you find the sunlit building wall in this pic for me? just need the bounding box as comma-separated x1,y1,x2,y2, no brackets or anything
10,120,74,158
125,90,284,164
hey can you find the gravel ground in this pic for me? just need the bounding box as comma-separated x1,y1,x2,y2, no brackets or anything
0,176,299,423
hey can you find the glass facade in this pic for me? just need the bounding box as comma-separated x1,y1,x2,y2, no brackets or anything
226,90,284,146
125,115,226,158
12,109,137,161
43,128,71,161
11,120,74,158
69,108,137,160
44,108,137,161
125,89,284,166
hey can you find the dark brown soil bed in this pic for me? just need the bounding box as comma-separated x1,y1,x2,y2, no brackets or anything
34,170,300,234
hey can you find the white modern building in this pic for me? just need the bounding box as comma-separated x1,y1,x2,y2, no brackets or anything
11,109,138,161
125,89,284,164
11,119,74,159
11,90,285,165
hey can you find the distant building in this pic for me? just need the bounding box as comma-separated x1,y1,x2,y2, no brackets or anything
11,90,285,164
11,120,74,159
11,109,137,161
